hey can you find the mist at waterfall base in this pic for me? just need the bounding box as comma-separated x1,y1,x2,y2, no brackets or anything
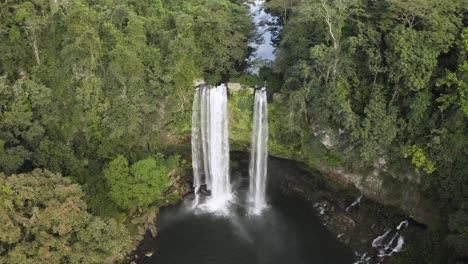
139,155,354,264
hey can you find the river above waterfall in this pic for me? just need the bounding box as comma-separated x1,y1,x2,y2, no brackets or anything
138,155,355,264
245,0,281,74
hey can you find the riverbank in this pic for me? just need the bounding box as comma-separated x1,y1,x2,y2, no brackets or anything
125,175,192,263
134,151,427,263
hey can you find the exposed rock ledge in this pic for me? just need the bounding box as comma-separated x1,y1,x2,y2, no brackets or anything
193,79,254,93
316,166,439,226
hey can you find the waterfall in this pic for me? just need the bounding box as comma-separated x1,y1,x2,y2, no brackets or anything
370,220,409,262
248,88,269,214
192,85,232,212
345,194,363,211
191,88,202,207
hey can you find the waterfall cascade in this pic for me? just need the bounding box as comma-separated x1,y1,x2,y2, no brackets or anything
248,88,269,214
366,220,409,263
191,85,232,212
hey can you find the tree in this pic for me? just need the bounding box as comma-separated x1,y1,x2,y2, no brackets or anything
0,169,129,264
266,0,302,21
351,89,398,165
272,0,467,259
447,207,468,258
103,155,172,210
0,78,57,174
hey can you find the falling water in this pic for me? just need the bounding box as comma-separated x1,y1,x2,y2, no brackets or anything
370,220,409,262
345,194,363,211
192,85,232,212
191,88,202,208
248,88,269,214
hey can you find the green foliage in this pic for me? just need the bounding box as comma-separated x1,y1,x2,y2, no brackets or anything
0,78,56,175
435,27,468,116
0,169,129,264
103,155,172,210
447,207,468,257
228,89,254,150
350,89,398,166
273,0,466,184
259,67,283,93
324,153,343,168
392,228,455,264
0,1,250,260
229,68,283,92
272,0,467,258
33,139,82,177
0,0,252,173
265,0,302,21
230,74,263,88
403,145,436,174
267,97,303,157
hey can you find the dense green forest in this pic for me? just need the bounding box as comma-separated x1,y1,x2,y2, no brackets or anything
0,0,467,263
0,0,252,262
264,0,468,261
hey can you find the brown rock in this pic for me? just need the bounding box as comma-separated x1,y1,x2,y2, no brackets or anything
137,226,146,236
149,225,158,238
227,83,242,91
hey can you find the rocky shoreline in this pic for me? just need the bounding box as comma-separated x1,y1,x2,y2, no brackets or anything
131,152,426,264
126,175,192,264
269,156,426,264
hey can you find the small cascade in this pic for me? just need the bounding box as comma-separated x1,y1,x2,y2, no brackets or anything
191,85,232,212
353,252,371,264
248,88,269,214
346,194,363,211
371,220,409,262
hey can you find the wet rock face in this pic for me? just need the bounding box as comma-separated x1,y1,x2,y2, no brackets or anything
329,214,357,233
321,168,438,226
149,226,158,238
227,82,242,91
272,156,422,264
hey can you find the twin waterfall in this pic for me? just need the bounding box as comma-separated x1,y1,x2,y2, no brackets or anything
191,0,274,215
191,85,269,214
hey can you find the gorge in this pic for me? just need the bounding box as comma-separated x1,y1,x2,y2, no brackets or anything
139,1,416,263
0,0,466,263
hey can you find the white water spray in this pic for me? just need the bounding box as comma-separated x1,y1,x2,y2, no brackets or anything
248,88,269,214
346,194,363,211
192,85,232,212
191,88,203,208
370,219,409,262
